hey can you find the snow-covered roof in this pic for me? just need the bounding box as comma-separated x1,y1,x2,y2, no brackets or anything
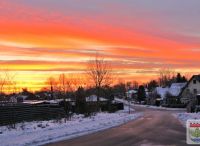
170,83,187,89
23,100,45,104
126,90,137,94
155,87,169,99
9,96,17,103
47,99,72,104
169,83,187,96
17,95,28,100
155,83,187,99
169,88,181,97
99,97,108,101
86,95,97,102
44,93,51,97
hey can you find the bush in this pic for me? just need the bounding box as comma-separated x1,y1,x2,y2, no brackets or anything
59,101,72,112
75,87,87,115
101,102,124,113
84,102,99,117
155,100,160,107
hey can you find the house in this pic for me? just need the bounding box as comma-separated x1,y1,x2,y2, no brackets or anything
180,75,200,104
148,82,187,105
126,88,149,100
9,96,17,103
35,91,52,100
155,83,187,99
16,95,28,103
155,87,169,100
147,87,169,105
86,95,108,102
126,89,137,99
15,90,37,103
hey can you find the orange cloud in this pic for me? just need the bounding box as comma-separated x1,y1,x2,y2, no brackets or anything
0,1,200,92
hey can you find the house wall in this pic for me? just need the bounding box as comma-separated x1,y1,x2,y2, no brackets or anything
181,77,200,104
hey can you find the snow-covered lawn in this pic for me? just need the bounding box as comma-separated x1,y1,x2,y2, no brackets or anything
0,108,142,146
173,112,200,127
115,98,186,111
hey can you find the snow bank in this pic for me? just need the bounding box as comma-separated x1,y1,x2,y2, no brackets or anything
0,109,142,146
173,112,200,127
115,98,186,111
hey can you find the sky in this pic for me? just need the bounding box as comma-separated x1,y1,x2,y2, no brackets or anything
0,0,200,92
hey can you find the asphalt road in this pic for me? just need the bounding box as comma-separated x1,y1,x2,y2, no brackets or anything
45,107,188,146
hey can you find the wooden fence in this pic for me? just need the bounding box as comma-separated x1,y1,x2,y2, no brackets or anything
0,104,66,126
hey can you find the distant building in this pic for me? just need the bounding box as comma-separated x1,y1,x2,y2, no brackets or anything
126,90,137,99
86,95,108,102
9,96,17,103
155,87,169,100
16,95,28,103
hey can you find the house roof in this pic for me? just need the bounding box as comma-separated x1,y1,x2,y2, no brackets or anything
195,74,200,78
126,90,137,94
17,95,28,100
170,83,187,89
155,87,169,99
155,82,187,99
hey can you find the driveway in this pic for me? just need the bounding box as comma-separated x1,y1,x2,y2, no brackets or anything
45,106,187,146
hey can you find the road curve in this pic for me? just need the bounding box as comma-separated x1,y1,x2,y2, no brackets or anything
45,107,187,146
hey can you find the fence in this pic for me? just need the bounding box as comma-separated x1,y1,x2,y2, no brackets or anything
0,104,66,126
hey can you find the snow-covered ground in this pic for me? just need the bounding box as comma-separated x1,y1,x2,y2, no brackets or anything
115,98,186,111
0,107,142,146
173,112,200,127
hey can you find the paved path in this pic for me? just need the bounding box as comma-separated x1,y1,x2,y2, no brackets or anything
45,107,187,146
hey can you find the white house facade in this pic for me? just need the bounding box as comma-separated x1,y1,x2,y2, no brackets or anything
180,75,200,104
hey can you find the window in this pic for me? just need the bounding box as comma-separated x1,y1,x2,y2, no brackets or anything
194,89,197,94
193,80,197,84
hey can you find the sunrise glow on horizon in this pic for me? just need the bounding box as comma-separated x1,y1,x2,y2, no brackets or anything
0,0,200,92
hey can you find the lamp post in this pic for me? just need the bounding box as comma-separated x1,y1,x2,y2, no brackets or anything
128,96,131,114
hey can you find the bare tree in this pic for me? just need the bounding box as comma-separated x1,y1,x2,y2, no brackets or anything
158,68,176,87
125,81,138,90
0,70,16,94
87,54,113,102
0,71,8,93
46,77,57,100
59,73,86,93
59,73,71,94
132,81,139,89
126,82,132,90
184,72,193,81
70,74,87,90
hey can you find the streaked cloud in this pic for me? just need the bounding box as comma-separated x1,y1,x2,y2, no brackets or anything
0,0,200,91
